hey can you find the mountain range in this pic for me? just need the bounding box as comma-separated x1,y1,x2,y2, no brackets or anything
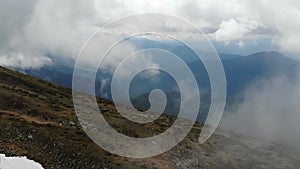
16,48,299,122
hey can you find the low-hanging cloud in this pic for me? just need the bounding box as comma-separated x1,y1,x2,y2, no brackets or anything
0,52,52,69
220,72,300,148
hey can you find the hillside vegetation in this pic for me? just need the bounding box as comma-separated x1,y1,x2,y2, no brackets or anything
0,66,299,169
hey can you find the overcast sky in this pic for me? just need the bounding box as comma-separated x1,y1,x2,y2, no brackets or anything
0,0,300,68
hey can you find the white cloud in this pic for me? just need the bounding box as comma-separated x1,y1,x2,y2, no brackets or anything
221,75,300,147
0,0,97,68
215,17,262,44
242,0,300,55
178,0,300,56
0,0,300,69
0,52,52,69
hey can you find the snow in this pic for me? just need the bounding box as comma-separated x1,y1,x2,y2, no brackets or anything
0,154,44,169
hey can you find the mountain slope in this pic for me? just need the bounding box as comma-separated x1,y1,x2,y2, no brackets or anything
1,66,299,169
0,66,180,169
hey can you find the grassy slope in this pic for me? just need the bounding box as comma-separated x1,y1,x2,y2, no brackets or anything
1,66,300,169
0,66,203,169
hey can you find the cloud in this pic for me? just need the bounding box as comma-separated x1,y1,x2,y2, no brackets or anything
0,0,97,68
0,52,52,69
0,0,181,69
215,17,263,44
178,0,300,56
237,41,245,47
220,74,300,148
1,0,300,68
242,0,300,56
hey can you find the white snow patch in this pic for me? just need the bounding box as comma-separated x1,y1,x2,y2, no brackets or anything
0,154,44,169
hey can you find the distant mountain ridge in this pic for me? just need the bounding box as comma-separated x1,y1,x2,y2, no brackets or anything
8,50,297,123
8,39,299,112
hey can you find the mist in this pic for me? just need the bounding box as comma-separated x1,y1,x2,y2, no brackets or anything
220,71,300,148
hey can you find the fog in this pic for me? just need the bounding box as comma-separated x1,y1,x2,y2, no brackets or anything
220,72,300,148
